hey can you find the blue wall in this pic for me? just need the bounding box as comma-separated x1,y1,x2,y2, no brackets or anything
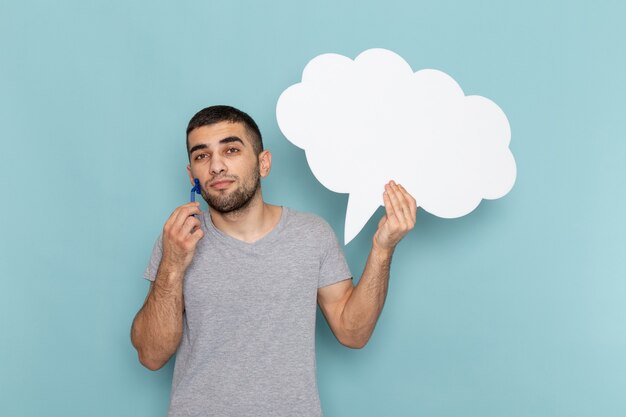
1,1,625,416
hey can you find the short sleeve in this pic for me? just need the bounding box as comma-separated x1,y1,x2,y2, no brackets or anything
143,234,163,282
317,221,352,288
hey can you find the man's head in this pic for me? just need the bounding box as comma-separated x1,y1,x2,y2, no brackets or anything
186,106,271,214
186,105,264,158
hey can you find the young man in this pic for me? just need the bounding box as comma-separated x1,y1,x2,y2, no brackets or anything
131,105,416,417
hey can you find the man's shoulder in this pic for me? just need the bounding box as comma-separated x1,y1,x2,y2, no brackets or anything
283,207,336,237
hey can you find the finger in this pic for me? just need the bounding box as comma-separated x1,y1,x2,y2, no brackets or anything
169,203,202,232
385,182,408,228
181,214,202,236
164,205,198,239
390,182,415,231
382,185,396,220
381,190,398,236
383,190,406,234
189,226,205,243
166,202,199,225
396,184,417,224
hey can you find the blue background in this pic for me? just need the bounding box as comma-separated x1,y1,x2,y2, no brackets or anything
1,1,625,416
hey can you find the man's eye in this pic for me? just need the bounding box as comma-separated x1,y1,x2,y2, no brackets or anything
195,153,209,160
226,148,239,154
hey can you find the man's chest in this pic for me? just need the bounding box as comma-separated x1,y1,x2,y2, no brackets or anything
182,239,321,326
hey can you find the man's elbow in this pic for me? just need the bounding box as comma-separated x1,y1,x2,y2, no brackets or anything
337,333,370,349
131,328,175,371
131,336,170,371
137,351,169,371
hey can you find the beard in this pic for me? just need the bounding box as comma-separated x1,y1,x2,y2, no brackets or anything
201,166,261,214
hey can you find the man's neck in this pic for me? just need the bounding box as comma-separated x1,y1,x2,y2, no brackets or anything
209,192,282,243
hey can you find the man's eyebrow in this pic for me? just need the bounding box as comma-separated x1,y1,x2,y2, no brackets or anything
188,137,246,156
189,143,208,155
219,136,245,146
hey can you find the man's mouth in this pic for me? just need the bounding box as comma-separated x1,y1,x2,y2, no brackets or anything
209,178,236,190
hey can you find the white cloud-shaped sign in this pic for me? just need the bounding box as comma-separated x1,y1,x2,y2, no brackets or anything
276,48,516,244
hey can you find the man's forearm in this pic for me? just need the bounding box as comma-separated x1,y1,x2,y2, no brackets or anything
321,181,415,349
131,267,185,370
340,245,394,348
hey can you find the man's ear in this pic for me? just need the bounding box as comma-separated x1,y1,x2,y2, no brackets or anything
259,150,272,178
187,165,195,185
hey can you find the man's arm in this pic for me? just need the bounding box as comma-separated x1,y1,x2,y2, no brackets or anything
131,202,204,370
317,181,416,349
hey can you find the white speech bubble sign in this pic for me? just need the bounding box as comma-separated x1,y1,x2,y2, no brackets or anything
276,48,516,244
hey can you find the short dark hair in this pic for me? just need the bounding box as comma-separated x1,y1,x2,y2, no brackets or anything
186,105,264,156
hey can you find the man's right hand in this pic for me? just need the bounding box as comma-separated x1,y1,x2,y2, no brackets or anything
132,202,202,370
161,202,205,274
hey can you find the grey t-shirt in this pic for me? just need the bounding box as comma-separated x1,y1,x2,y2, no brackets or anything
144,207,352,417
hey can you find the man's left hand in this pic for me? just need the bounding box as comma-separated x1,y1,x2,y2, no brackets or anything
373,180,417,252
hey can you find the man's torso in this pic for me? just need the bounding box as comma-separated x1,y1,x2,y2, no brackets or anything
144,207,351,417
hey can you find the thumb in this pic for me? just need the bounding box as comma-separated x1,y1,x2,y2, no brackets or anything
377,215,387,229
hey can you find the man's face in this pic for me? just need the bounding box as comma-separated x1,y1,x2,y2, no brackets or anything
187,121,269,214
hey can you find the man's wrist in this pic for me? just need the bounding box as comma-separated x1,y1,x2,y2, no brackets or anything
156,260,186,285
371,240,395,260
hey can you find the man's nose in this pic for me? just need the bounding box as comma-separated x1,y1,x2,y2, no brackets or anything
210,154,227,175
